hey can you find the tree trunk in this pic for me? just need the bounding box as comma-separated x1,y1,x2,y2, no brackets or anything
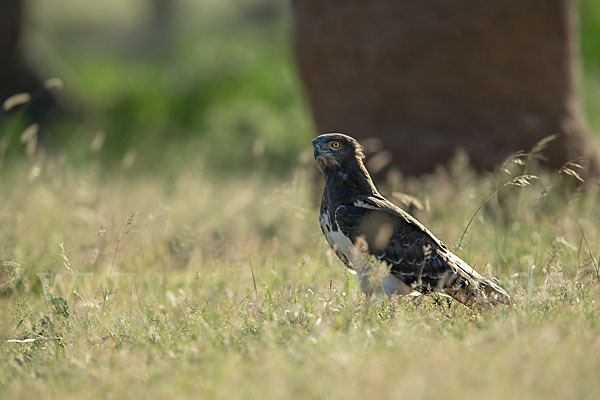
292,0,599,178
0,0,56,125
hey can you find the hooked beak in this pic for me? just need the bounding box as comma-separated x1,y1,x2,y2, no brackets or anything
313,146,320,159
312,139,321,159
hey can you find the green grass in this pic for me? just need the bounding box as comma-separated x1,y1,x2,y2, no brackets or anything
2,1,600,398
581,0,600,72
1,152,600,399
580,0,600,136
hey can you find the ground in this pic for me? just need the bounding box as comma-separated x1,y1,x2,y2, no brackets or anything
1,153,600,399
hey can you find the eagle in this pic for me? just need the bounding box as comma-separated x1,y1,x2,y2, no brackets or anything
313,133,510,306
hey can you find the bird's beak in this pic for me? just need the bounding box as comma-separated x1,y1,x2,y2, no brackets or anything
314,146,320,159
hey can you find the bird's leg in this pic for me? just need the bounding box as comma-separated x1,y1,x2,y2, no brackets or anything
357,268,376,297
361,292,372,316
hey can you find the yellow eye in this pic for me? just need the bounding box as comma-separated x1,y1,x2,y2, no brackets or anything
331,141,340,149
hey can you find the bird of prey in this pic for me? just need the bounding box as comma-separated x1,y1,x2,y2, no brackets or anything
313,133,510,306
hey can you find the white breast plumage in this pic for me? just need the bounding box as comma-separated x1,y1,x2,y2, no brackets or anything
319,211,360,266
320,206,418,296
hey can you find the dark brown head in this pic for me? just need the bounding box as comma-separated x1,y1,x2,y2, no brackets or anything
312,133,365,173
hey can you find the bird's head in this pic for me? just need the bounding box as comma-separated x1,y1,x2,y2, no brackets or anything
312,133,365,173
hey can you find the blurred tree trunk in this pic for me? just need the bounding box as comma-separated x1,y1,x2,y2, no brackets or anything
0,0,56,125
139,0,176,52
149,0,174,39
292,0,599,179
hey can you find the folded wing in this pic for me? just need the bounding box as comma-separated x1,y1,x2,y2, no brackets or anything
334,196,510,304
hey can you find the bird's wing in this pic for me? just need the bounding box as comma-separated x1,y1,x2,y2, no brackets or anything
334,196,481,291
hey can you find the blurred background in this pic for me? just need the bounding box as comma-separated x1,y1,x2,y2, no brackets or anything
1,0,310,175
1,0,599,177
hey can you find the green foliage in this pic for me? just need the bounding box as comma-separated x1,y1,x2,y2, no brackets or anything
581,0,600,72
17,0,312,175
580,0,600,134
48,293,70,319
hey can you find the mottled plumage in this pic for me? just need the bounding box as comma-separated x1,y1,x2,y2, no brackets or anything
313,133,510,306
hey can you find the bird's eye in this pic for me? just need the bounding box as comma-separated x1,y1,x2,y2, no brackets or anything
331,141,340,149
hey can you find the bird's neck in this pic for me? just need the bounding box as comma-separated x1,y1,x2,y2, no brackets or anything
323,158,379,208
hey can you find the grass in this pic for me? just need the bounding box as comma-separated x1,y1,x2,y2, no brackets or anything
1,0,600,398
1,150,600,399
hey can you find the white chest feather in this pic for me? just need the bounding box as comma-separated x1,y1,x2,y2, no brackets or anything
319,211,358,264
320,209,413,297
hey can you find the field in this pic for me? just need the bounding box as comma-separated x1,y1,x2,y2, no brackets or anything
2,1,600,399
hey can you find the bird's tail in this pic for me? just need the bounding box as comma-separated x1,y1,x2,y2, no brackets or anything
478,278,511,305
445,277,511,306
